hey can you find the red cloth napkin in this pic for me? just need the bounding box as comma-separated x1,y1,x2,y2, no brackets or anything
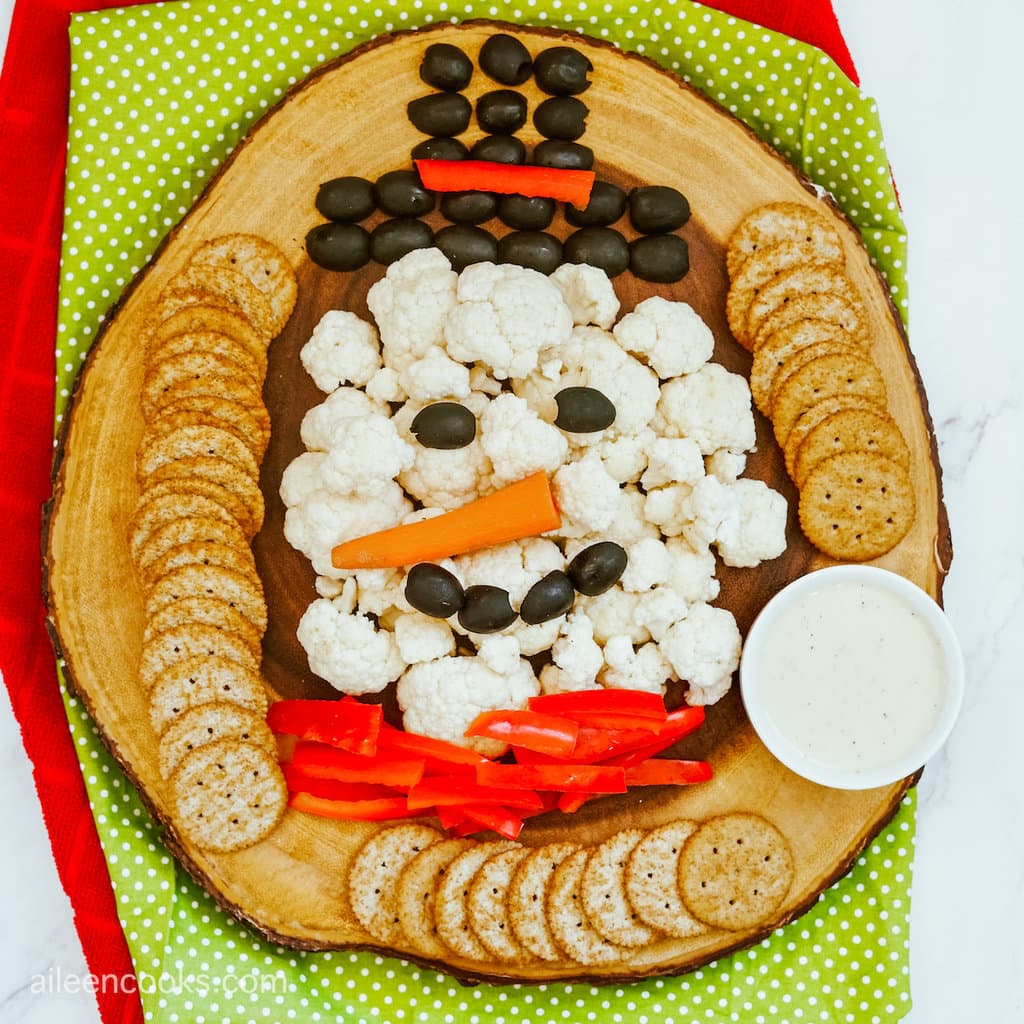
0,2,856,1022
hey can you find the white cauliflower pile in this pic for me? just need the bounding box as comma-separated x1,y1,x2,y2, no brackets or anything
281,250,788,751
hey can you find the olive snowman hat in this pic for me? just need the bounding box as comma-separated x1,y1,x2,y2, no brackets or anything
306,31,692,281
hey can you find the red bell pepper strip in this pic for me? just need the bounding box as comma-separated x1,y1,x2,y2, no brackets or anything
477,761,627,794
280,763,401,802
528,689,667,719
622,759,714,787
406,777,545,812
415,159,596,207
288,790,420,822
375,726,488,776
291,741,425,789
465,709,579,757
602,706,708,766
459,804,526,841
267,698,382,755
557,792,595,814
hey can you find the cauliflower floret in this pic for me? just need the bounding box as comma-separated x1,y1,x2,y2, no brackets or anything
600,636,676,695
367,249,458,371
300,387,385,452
640,437,706,490
284,482,411,579
280,451,327,508
657,363,756,455
660,602,741,706
578,588,650,645
480,393,569,487
356,569,413,617
550,612,604,687
553,451,622,533
597,428,654,484
320,413,415,497
665,537,720,604
643,483,694,537
444,262,573,380
398,345,472,403
506,616,565,657
714,478,788,568
300,310,382,392
613,296,714,379
397,655,540,756
315,574,347,600
549,263,620,329
453,538,564,606
538,664,603,695
619,537,671,592
476,634,522,675
297,599,404,695
469,365,503,395
393,612,455,665
635,586,689,641
706,449,747,484
365,365,407,403
676,474,734,549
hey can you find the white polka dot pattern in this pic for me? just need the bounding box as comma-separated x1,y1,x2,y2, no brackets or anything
55,2,914,1021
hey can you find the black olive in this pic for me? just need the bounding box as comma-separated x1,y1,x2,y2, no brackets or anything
407,92,473,136
531,140,594,170
405,563,466,618
458,585,517,633
440,190,498,224
470,134,527,164
533,46,593,95
476,90,528,135
434,224,499,272
533,96,588,141
519,571,576,625
497,194,555,231
568,542,628,596
419,43,474,91
305,222,371,271
411,401,478,449
629,234,690,283
369,218,434,265
411,136,469,162
562,227,630,277
497,231,563,275
554,386,617,433
628,185,691,234
565,180,627,227
373,170,435,217
479,34,533,86
315,176,375,223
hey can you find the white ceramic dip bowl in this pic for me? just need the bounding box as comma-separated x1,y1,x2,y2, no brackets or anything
739,565,964,790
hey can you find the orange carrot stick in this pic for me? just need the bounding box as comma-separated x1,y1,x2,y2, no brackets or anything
331,471,561,569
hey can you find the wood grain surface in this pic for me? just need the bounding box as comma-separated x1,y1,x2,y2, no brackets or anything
44,22,950,982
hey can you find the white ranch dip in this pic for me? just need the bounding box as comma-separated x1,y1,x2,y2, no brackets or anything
750,577,950,781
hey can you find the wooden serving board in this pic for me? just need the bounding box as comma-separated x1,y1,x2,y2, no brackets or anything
44,22,951,983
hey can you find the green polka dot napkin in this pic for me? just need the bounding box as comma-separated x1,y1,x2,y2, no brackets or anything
56,1,914,1021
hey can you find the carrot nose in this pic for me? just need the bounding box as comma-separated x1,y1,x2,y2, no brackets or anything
331,471,562,570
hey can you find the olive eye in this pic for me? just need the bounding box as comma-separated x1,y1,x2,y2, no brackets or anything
411,402,477,449
554,386,616,433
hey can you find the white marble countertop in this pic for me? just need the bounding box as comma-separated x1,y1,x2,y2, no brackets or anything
1,0,1022,1021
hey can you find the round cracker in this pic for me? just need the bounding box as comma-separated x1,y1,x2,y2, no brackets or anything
435,842,515,961
135,515,250,584
798,451,916,561
726,201,843,279
145,539,259,594
145,455,264,536
136,423,260,483
139,473,262,540
794,407,910,489
170,738,286,854
395,838,477,959
143,402,266,464
783,395,884,481
580,828,659,947
347,824,444,945
139,622,260,692
767,339,864,420
147,301,269,366
148,654,268,734
624,820,706,938
749,318,855,415
466,846,536,964
129,490,240,566
146,562,267,633
146,328,266,383
752,288,870,351
145,369,266,426
163,392,270,449
677,813,794,931
189,234,297,336
144,593,264,657
726,238,842,346
745,264,864,348
140,349,262,420
165,263,276,338
546,848,631,965
771,350,887,446
506,841,579,963
158,701,275,779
